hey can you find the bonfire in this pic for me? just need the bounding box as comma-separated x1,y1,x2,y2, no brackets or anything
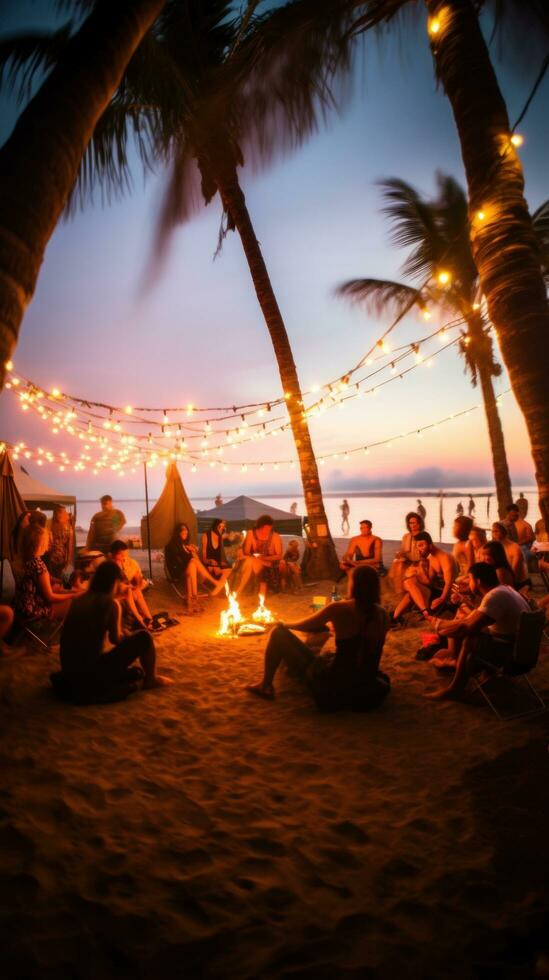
217,587,274,637
251,594,275,626
217,586,243,637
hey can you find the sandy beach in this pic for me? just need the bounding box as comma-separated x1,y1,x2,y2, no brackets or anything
2,552,549,980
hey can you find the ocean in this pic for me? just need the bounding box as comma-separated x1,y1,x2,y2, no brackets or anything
74,487,538,545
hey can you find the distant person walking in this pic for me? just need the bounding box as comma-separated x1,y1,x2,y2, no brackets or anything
468,495,475,517
214,493,223,508
456,501,464,517
515,492,528,520
86,495,126,555
290,502,298,515
416,499,427,522
340,499,350,535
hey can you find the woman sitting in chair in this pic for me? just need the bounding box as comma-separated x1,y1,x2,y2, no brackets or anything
201,519,230,580
14,525,81,623
164,522,229,614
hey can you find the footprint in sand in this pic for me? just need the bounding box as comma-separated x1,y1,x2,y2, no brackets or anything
330,820,370,844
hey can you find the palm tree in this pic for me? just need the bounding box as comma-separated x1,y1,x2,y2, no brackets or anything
238,0,549,528
0,0,340,577
337,173,517,517
0,0,167,388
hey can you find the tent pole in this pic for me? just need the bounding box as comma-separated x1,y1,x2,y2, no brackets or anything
143,462,153,581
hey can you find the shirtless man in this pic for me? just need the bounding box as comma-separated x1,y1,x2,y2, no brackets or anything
340,520,383,576
505,504,534,562
392,531,455,623
237,515,283,598
491,522,529,588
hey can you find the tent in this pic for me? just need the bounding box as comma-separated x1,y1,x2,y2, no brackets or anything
141,461,197,548
196,495,303,535
1,452,27,594
13,462,76,511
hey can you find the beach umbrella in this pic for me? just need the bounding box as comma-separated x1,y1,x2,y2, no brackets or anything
0,449,26,595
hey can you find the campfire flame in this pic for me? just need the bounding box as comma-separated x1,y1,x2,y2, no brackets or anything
251,594,274,625
217,585,243,637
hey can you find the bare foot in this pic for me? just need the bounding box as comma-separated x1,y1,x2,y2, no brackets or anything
144,674,174,689
424,685,461,701
431,657,457,672
246,683,275,701
211,578,228,596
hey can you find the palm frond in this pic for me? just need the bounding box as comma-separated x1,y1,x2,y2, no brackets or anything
336,277,421,317
377,177,446,281
144,141,205,289
0,25,73,104
225,0,357,173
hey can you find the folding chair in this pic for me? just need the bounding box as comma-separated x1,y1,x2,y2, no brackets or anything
163,559,186,601
473,609,546,721
15,614,63,652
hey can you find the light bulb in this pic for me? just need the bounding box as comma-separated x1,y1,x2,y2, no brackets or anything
510,133,523,148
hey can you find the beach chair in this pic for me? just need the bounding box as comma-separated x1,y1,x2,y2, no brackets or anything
163,558,186,601
472,609,546,721
13,613,63,652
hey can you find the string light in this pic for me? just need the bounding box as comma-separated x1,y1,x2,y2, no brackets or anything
510,133,524,147
1,391,511,476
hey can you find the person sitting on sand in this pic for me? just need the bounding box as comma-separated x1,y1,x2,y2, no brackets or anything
246,565,390,710
452,515,474,577
390,512,424,594
86,494,126,555
201,519,230,580
165,522,229,613
58,562,172,701
504,503,535,564
391,532,455,625
491,522,529,591
108,540,154,630
340,520,383,578
237,515,283,598
534,517,548,543
14,525,81,623
480,540,515,587
425,562,530,700
469,526,487,563
279,539,303,592
46,504,74,581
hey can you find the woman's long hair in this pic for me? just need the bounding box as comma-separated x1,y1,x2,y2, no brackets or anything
167,522,190,549
405,511,424,532
210,518,224,535
21,524,48,563
482,540,513,574
350,565,380,616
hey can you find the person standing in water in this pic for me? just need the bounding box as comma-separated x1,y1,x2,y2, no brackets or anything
340,499,351,535
416,500,427,522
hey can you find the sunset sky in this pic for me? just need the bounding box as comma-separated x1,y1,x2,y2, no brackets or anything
1,1,547,499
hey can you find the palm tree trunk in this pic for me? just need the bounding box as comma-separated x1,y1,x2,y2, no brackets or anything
213,165,340,579
464,314,513,518
0,0,166,387
426,0,549,529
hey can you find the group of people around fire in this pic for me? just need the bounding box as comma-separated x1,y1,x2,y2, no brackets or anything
1,489,547,710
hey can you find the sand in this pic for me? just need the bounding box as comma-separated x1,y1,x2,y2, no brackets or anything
1,560,549,979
